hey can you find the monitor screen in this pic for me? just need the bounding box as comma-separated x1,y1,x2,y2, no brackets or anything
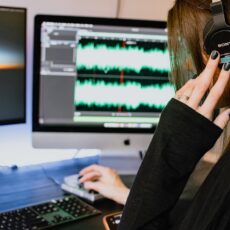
33,15,174,135
0,7,26,125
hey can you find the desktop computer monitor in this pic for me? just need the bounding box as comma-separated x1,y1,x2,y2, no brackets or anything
0,6,26,125
32,15,174,155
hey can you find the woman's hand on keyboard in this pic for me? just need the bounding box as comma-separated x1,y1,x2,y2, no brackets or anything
79,164,129,205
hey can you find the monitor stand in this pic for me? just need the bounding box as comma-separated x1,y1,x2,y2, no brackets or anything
99,154,142,175
73,149,143,175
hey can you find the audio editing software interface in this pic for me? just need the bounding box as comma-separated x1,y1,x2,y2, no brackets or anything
39,21,174,129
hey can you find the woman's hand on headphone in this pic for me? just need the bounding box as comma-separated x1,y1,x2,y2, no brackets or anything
175,50,230,129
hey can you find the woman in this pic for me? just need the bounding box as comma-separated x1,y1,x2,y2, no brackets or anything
118,0,230,229
81,0,230,229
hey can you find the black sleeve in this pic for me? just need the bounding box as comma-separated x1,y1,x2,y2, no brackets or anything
118,98,222,230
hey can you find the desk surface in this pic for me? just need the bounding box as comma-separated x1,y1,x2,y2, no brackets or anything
0,155,200,229
0,157,136,229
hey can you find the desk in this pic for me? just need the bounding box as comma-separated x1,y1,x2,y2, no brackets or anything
0,156,201,229
0,158,136,230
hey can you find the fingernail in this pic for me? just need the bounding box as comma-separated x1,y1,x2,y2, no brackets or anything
79,183,84,188
211,50,219,60
78,175,82,180
224,62,230,71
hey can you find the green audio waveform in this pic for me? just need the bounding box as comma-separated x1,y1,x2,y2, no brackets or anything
76,43,170,74
74,79,174,110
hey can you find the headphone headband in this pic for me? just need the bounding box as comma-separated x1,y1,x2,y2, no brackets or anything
210,0,226,27
182,0,210,10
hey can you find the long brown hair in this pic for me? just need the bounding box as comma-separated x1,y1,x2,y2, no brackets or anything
167,0,230,90
168,0,230,152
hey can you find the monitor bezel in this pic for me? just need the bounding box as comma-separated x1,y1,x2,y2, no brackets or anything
33,14,167,134
0,6,27,125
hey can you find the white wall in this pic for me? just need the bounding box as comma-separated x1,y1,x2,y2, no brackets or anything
118,0,174,20
0,0,173,166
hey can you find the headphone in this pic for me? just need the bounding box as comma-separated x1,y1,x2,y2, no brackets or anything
203,0,230,63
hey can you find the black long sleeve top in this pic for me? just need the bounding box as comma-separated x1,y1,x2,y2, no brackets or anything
119,98,224,230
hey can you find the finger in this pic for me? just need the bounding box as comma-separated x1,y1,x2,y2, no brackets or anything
200,63,230,116
79,171,101,183
84,181,103,193
187,50,220,109
175,79,196,104
79,164,106,176
175,79,195,99
214,109,230,129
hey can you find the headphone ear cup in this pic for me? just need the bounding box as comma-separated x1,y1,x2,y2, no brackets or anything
203,19,214,54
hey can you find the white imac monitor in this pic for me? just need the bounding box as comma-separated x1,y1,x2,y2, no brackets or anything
32,15,174,155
